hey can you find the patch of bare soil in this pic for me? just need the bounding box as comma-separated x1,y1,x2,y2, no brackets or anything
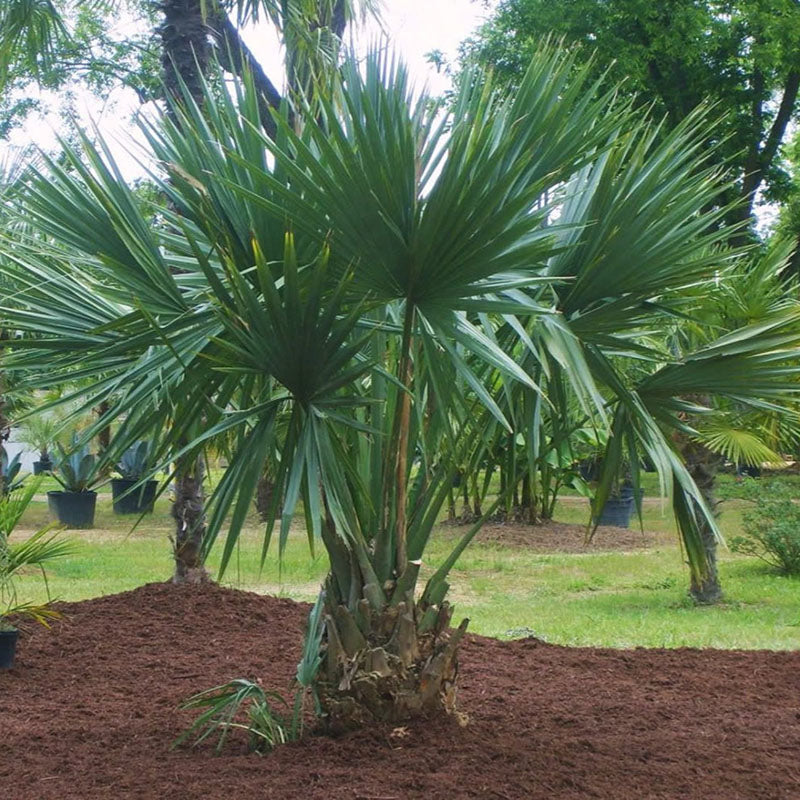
3,583,799,799
456,519,674,552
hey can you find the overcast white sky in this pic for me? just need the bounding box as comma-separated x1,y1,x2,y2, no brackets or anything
242,0,494,95
6,0,495,176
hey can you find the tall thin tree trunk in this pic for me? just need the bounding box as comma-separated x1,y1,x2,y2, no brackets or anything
461,481,471,518
683,439,723,604
96,399,111,477
520,472,536,524
159,0,209,107
0,390,8,498
159,0,211,583
471,472,482,518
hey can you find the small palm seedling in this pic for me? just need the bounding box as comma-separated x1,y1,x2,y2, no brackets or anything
178,679,294,754
177,596,324,753
18,412,62,473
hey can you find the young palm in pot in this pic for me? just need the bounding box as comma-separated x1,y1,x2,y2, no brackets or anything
19,412,61,474
1,480,73,668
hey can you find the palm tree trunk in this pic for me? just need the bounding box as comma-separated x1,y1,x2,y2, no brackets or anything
255,468,276,522
95,399,111,477
682,439,723,604
171,452,208,583
315,304,468,731
317,512,466,734
158,0,211,584
158,0,209,108
319,591,467,734
519,472,537,524
0,388,8,498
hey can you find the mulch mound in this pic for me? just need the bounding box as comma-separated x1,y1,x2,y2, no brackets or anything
457,520,673,552
3,583,799,800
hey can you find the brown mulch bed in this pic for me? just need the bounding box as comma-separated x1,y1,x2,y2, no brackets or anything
3,582,799,800
457,520,674,552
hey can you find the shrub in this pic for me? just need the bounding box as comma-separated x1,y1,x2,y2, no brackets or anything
730,481,800,575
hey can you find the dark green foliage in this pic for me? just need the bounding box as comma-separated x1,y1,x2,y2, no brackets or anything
464,0,800,229
731,479,800,575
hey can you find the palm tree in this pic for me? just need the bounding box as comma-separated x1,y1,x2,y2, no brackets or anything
154,0,380,579
4,44,800,731
661,241,800,603
0,0,72,495
0,0,70,88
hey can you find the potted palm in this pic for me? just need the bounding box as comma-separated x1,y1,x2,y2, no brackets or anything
48,440,102,528
1,480,73,669
111,440,158,515
19,413,61,474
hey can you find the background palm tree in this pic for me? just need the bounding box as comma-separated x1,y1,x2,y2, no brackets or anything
0,0,72,496
154,0,378,580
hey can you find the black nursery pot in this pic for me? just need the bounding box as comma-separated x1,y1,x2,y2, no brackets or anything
111,479,157,515
620,485,645,504
737,463,762,479
0,628,19,670
47,490,97,529
594,495,634,528
33,459,53,475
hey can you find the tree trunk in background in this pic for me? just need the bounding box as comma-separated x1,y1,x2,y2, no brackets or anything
518,473,537,524
206,8,282,138
158,0,209,107
158,0,211,583
682,439,723,604
96,399,111,476
172,452,209,583
255,469,276,522
0,386,8,498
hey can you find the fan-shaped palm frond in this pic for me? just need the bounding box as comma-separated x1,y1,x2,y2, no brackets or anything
4,40,796,722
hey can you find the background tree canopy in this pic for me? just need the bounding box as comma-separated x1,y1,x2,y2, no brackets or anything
0,0,160,138
463,0,800,243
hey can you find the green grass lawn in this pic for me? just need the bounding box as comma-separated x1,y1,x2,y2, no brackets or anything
11,483,800,650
